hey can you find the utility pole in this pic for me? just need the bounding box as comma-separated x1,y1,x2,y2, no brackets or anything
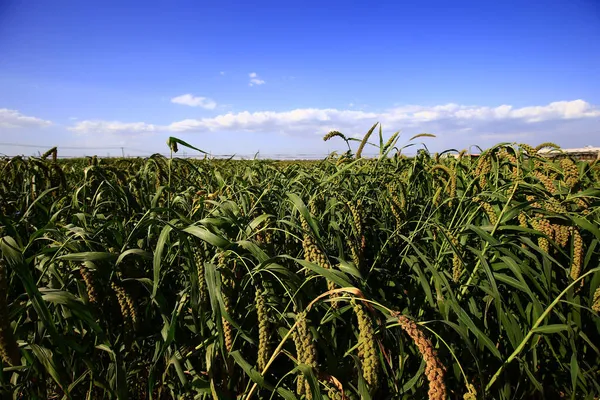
121,147,125,158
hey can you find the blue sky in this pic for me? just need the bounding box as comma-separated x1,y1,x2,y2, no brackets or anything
1,0,599,158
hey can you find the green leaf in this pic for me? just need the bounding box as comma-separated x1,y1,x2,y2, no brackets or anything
531,324,569,334
409,133,436,141
297,363,321,400
116,248,153,265
281,255,353,288
570,352,579,396
29,345,65,392
287,193,319,238
230,351,297,400
571,215,600,241
153,224,172,298
183,225,231,248
40,289,104,336
59,252,117,262
166,136,208,154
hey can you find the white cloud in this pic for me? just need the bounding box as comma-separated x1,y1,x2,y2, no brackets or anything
383,100,600,124
167,108,377,133
69,120,157,135
171,94,217,110
65,99,600,149
249,72,265,86
0,108,52,128
220,71,225,76
163,100,599,134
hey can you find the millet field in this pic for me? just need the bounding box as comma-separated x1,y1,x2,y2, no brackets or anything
1,126,600,399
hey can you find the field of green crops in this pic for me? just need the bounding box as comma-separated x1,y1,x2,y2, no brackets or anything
1,129,600,399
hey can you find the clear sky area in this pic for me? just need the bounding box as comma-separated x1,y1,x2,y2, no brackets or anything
1,0,599,158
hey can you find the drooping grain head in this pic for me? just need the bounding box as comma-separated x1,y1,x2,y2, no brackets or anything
452,254,462,283
308,195,320,218
80,264,99,305
475,198,498,226
349,200,363,237
255,288,271,372
432,186,443,207
559,158,579,189
431,164,456,207
293,311,318,398
592,288,600,312
518,212,527,228
219,256,235,353
533,170,558,194
347,238,361,269
301,229,339,307
570,228,583,280
535,142,560,152
194,249,208,307
111,281,137,331
353,301,379,390
518,212,529,248
475,155,492,188
323,130,346,142
394,313,446,400
519,144,537,156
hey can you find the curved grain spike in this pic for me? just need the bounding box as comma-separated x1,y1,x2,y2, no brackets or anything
559,158,579,189
392,313,446,400
382,131,400,153
353,301,379,390
194,248,208,307
570,228,583,280
535,142,560,151
323,131,347,142
356,122,379,159
111,281,137,330
431,164,457,204
80,262,99,305
218,252,234,353
292,311,318,399
519,144,537,156
255,287,271,372
592,288,600,312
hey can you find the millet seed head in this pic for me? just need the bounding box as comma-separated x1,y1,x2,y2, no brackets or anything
560,158,579,189
353,301,379,390
255,288,271,371
519,144,537,156
452,254,462,283
570,228,583,280
194,249,208,306
293,311,318,398
394,313,447,400
592,287,600,312
80,264,98,304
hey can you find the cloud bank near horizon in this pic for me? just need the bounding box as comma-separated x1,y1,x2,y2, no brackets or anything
2,100,598,155
65,99,599,139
